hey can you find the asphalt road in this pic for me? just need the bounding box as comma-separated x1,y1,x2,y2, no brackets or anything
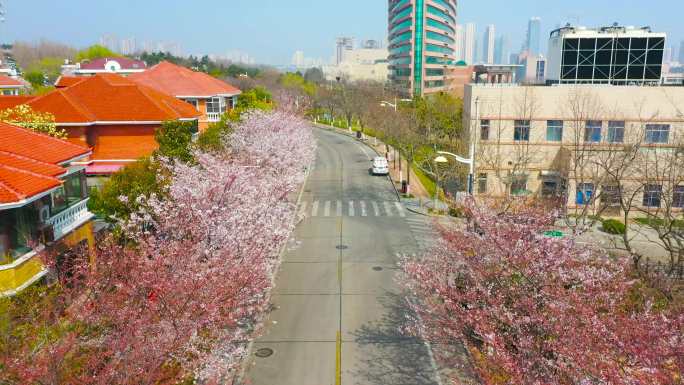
244,127,440,385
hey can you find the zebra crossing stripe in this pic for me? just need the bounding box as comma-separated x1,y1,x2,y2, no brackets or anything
349,201,355,217
360,201,368,217
336,200,342,217
384,202,394,217
372,201,380,216
394,202,406,217
311,201,319,217
324,201,331,217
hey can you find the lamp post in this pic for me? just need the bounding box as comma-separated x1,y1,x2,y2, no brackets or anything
434,155,448,210
436,147,476,195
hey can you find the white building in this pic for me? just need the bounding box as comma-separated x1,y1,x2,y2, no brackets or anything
484,25,496,64
463,23,477,65
323,48,389,83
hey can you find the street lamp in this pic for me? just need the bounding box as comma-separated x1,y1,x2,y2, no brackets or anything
433,155,448,210
436,147,476,195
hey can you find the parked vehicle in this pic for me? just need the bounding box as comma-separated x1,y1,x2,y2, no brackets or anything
371,156,389,176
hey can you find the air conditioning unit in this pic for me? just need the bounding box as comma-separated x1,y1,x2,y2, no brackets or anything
38,206,51,223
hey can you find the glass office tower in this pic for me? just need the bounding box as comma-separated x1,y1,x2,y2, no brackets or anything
388,0,458,96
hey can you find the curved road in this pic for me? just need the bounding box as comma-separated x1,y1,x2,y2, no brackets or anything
245,128,440,385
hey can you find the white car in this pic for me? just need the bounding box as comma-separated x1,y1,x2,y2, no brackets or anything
371,157,389,176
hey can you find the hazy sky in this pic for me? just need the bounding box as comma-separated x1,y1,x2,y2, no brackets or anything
2,0,683,65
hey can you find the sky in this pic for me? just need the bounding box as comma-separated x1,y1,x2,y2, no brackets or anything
1,0,683,65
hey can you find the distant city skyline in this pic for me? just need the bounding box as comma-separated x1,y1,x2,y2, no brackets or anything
0,0,682,65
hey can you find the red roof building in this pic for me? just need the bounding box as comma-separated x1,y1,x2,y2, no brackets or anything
0,75,26,96
64,57,147,77
0,123,94,296
0,122,91,206
129,61,241,130
0,73,200,177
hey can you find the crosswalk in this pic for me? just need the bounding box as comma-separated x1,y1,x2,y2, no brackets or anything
405,216,436,250
299,200,406,218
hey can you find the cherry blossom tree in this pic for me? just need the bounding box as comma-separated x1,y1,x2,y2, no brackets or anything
402,199,683,385
0,110,316,385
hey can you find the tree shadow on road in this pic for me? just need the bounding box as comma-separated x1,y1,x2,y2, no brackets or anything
346,291,441,385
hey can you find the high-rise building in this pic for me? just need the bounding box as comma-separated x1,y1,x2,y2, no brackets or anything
546,24,666,85
292,51,305,67
99,35,119,53
679,40,684,63
494,36,510,64
463,23,476,65
388,0,458,96
336,37,355,65
120,38,137,56
484,25,496,64
454,24,464,61
664,46,673,64
526,17,542,55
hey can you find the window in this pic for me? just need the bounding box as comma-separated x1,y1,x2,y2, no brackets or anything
643,184,663,208
514,120,530,141
480,120,490,140
607,121,625,143
185,99,198,110
206,97,220,114
541,180,558,197
584,121,602,143
645,124,670,144
601,185,621,207
576,183,594,205
510,175,528,196
477,173,488,194
673,186,684,208
546,120,563,142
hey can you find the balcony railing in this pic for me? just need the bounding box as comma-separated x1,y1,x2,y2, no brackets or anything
46,198,94,241
206,112,221,122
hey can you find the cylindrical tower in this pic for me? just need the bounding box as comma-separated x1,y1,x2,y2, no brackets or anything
388,0,458,97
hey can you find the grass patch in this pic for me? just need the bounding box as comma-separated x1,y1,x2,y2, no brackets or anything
634,217,684,228
412,164,437,197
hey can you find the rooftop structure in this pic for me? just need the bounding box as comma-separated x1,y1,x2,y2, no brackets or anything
547,24,666,85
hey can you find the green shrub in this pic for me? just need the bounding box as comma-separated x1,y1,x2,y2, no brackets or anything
602,219,626,235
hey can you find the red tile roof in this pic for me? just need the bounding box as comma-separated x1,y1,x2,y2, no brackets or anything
0,122,91,204
78,57,147,71
0,75,24,88
55,76,86,88
25,73,201,124
129,61,241,98
0,96,35,111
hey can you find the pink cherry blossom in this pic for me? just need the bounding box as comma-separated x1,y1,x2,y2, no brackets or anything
402,199,683,385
